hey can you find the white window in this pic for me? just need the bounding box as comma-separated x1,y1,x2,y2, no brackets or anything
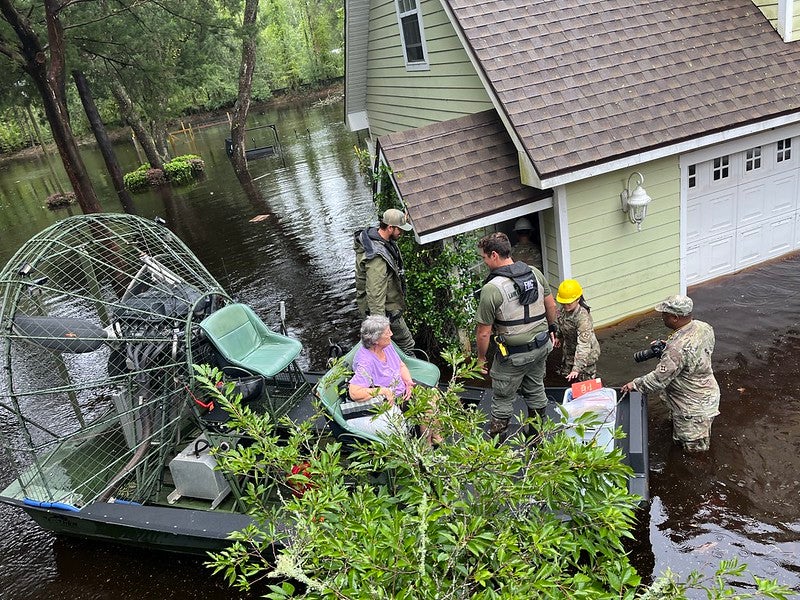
777,138,792,162
395,0,429,71
745,147,761,171
712,155,729,181
687,164,697,188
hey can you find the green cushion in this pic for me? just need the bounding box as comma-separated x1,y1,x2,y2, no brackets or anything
199,304,302,377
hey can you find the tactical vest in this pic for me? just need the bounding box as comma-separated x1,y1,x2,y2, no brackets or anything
486,273,546,337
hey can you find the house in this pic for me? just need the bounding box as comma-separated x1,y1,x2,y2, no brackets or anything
344,0,800,326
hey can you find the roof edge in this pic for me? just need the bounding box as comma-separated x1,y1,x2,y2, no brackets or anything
539,112,800,187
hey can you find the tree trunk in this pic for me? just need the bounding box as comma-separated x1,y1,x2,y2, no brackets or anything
0,0,102,214
110,79,164,170
229,0,260,178
73,70,137,215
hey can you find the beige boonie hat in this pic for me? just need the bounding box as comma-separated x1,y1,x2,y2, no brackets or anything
655,294,693,316
382,208,413,231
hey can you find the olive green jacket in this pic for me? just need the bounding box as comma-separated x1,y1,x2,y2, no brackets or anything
354,227,406,317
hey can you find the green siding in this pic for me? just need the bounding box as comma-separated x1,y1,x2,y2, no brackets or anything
751,0,800,40
366,0,493,136
561,158,681,327
794,0,800,38
753,0,779,29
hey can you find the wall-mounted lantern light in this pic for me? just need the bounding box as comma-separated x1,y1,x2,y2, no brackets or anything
620,171,652,232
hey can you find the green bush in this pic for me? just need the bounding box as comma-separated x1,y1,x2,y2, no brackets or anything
123,155,205,191
123,164,150,192
163,154,205,185
203,356,643,598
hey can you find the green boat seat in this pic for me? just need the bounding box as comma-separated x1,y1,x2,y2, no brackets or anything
314,342,440,445
199,304,302,378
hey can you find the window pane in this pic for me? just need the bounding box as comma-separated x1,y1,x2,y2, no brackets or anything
402,15,423,62
398,0,415,14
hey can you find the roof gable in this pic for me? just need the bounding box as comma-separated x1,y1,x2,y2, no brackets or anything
443,0,800,179
378,110,551,241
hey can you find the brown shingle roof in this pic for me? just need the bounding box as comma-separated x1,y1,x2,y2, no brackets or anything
444,0,800,179
378,110,551,238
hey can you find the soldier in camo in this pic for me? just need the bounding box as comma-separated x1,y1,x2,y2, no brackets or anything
553,279,600,382
621,294,720,452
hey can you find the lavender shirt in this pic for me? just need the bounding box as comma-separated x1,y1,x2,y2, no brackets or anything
350,344,407,397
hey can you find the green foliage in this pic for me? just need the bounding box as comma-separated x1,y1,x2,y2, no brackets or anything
163,154,206,184
124,155,205,190
638,559,793,599
0,0,345,151
200,358,795,599
123,164,150,192
0,108,28,153
202,356,648,599
400,234,482,357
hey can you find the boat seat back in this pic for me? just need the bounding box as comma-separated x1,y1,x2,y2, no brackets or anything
199,304,302,378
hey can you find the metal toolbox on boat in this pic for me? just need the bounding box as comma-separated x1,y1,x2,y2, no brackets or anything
168,435,230,508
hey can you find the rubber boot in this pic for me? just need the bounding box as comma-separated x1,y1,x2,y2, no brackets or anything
525,406,548,440
488,417,510,442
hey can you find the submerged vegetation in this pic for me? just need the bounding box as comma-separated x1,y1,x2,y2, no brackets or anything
123,155,206,191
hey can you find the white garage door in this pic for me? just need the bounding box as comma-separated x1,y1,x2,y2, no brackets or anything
686,137,800,285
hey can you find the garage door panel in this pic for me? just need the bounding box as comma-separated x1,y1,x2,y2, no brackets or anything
766,216,795,257
705,234,736,278
737,180,768,226
706,191,737,235
767,172,799,215
735,224,764,269
795,212,800,248
685,201,703,245
685,244,702,285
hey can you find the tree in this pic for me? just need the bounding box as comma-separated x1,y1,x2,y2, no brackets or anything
0,0,101,213
229,0,260,179
73,69,136,214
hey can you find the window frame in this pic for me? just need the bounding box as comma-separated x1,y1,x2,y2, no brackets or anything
394,0,430,71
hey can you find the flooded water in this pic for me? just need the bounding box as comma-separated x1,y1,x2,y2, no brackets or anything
0,98,798,597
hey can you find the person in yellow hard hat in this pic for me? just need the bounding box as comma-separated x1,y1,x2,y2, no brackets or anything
553,279,600,382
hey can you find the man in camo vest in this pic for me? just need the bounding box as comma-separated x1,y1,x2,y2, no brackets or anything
621,294,720,452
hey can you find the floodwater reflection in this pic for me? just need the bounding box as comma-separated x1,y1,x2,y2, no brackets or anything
0,97,799,597
593,254,800,592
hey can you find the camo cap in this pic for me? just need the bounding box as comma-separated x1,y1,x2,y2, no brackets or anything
655,294,693,316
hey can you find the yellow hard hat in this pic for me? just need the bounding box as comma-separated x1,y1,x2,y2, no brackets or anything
556,279,583,304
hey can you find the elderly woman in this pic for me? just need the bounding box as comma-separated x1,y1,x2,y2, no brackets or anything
347,315,413,437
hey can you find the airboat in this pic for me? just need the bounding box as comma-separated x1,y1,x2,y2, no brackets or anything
0,214,648,555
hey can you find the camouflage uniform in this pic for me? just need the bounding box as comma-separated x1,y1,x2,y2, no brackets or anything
512,241,543,272
556,304,600,381
633,319,720,451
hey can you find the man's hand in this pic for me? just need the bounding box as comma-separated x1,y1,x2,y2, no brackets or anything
477,358,488,376
620,381,636,394
566,370,579,381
